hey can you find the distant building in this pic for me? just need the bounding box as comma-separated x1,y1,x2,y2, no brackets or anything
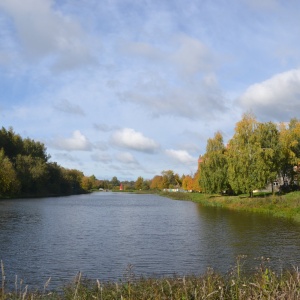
163,188,186,193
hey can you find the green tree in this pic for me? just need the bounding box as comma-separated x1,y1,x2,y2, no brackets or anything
23,138,49,162
0,127,49,163
0,126,91,198
62,169,85,194
89,175,101,190
0,149,20,197
135,176,144,190
161,170,177,188
288,118,300,158
15,155,48,195
142,180,150,190
257,121,281,192
81,176,93,191
111,176,120,188
47,162,64,195
227,113,280,197
199,131,228,194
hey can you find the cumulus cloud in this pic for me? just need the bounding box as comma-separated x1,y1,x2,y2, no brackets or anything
110,128,159,153
0,0,95,71
51,130,92,151
238,69,300,120
54,99,85,115
165,149,196,164
115,152,139,164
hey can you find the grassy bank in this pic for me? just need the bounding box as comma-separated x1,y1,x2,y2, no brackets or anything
1,258,300,299
160,191,300,223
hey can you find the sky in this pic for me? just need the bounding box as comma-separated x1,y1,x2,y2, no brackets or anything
1,0,300,181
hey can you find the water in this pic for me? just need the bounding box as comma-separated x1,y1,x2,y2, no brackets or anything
1,192,300,290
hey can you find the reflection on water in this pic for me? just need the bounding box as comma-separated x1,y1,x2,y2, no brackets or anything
196,205,300,272
0,193,300,289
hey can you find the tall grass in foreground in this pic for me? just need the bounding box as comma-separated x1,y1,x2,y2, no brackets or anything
1,257,300,299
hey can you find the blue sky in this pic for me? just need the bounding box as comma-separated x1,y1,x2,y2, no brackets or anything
1,0,300,181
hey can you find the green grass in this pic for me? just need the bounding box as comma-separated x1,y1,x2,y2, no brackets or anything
160,191,300,223
2,258,300,299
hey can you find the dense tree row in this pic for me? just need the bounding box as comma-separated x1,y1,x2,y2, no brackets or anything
0,127,91,198
199,113,300,197
131,170,201,193
8,113,298,199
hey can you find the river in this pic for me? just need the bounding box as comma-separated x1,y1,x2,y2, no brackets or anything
1,192,300,290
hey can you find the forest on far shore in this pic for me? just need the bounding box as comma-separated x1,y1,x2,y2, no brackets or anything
0,127,92,198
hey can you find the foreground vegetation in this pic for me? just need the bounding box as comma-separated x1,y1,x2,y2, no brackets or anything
161,191,300,223
1,258,300,299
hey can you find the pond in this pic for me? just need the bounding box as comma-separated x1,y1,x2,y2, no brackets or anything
1,192,300,289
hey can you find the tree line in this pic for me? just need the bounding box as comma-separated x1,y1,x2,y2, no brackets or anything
0,127,92,198
199,113,300,197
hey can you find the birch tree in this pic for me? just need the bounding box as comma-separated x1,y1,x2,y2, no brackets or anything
199,131,228,194
227,113,280,197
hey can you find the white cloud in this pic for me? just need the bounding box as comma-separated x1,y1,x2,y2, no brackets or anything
111,128,159,153
0,0,95,71
51,130,92,151
165,149,196,164
115,152,139,164
238,69,300,120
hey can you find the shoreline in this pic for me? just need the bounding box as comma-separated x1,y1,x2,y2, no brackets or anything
159,191,300,223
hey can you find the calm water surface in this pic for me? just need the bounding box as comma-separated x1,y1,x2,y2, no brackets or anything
1,192,300,289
